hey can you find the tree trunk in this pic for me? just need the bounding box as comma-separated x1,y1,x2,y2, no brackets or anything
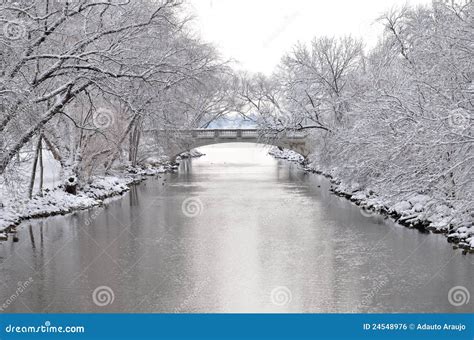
105,112,142,172
38,136,44,196
64,175,78,195
28,134,42,199
130,122,142,167
42,133,64,166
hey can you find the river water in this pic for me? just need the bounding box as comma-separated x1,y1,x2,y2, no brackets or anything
0,144,472,313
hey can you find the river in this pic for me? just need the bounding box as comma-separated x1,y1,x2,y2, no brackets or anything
0,144,472,313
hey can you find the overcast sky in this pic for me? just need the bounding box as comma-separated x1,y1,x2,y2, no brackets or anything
188,0,432,74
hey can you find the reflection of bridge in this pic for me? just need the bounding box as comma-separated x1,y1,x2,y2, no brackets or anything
145,128,310,159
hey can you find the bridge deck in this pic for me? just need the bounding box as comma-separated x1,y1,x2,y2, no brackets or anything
145,128,307,139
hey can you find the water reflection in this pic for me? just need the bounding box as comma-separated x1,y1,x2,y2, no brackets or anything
0,144,472,313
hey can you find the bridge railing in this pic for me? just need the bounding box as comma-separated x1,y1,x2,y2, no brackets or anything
145,129,307,139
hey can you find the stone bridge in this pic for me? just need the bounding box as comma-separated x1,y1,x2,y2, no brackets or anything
144,128,311,160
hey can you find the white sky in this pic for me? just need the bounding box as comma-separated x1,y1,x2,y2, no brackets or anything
188,0,432,74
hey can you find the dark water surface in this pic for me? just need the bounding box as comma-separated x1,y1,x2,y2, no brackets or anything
0,144,472,312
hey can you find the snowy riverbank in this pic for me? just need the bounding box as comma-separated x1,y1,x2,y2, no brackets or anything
0,164,177,239
0,148,205,239
269,147,474,253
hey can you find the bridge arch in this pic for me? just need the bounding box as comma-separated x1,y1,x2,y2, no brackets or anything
145,129,311,161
